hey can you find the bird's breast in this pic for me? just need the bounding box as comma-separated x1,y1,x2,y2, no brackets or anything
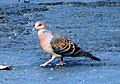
40,36,52,53
39,34,61,57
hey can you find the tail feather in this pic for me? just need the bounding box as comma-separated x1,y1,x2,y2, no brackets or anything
85,52,101,61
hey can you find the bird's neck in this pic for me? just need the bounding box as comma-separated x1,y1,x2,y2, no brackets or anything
38,29,48,41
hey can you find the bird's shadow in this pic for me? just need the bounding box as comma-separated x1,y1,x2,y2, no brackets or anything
42,59,118,68
11,58,119,69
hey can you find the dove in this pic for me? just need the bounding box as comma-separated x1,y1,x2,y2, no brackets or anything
33,21,101,67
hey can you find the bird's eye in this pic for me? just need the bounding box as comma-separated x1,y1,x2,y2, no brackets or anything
38,24,42,26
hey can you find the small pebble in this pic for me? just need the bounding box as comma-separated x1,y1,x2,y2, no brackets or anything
50,68,54,70
48,77,53,80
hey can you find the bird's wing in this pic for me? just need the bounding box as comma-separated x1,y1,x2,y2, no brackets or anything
51,36,83,56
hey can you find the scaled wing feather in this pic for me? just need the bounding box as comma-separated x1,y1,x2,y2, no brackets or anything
51,36,83,56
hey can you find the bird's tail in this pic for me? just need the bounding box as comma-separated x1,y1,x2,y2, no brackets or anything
85,52,101,61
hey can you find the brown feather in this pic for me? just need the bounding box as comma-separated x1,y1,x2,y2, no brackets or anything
51,36,83,56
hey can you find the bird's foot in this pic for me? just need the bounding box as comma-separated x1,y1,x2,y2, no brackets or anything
56,61,64,66
40,63,47,67
40,55,56,67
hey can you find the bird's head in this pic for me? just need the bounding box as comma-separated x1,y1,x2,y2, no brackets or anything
33,21,47,31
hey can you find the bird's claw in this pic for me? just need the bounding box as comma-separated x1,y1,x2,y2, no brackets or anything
56,61,64,66
56,63,64,66
40,63,47,67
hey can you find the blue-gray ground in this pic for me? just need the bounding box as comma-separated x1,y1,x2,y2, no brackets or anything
0,0,120,84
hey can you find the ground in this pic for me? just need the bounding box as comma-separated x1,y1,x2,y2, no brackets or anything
0,0,120,84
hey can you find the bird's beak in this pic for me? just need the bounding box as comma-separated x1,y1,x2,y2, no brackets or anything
32,27,36,31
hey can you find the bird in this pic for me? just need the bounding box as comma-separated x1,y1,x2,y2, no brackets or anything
33,21,101,67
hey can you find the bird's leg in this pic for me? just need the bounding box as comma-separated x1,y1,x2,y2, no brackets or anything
40,55,56,67
56,57,64,66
